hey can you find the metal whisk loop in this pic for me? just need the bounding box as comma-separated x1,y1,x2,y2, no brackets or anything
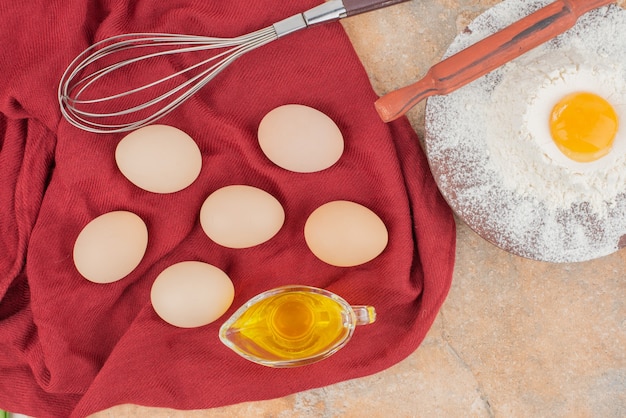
58,28,278,133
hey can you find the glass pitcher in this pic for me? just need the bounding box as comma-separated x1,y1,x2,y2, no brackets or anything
219,285,376,367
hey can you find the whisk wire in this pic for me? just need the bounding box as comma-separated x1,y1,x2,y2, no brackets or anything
70,44,239,105
65,28,276,103
59,27,279,133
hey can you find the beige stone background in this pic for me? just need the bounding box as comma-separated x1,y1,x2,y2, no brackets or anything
93,1,626,417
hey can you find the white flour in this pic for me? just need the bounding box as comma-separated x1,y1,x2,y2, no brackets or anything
488,50,626,213
425,1,626,262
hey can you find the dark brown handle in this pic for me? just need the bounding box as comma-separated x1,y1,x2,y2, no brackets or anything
343,0,411,16
375,0,614,122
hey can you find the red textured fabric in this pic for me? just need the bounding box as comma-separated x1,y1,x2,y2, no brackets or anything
0,0,456,417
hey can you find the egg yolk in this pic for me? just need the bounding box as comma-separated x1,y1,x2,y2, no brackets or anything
549,92,619,162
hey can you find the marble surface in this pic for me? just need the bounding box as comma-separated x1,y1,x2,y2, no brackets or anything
92,1,626,416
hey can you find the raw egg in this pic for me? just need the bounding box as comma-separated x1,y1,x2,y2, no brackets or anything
524,63,626,171
115,124,202,193
73,211,148,284
150,261,234,328
258,104,344,173
304,200,388,267
200,185,285,248
549,92,619,162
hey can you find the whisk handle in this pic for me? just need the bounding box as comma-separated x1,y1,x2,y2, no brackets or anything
343,0,411,16
276,0,410,37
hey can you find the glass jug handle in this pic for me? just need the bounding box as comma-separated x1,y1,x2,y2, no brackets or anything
351,305,376,325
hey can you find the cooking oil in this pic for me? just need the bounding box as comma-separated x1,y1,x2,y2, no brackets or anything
221,290,350,361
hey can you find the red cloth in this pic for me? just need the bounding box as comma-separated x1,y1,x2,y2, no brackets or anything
0,0,455,416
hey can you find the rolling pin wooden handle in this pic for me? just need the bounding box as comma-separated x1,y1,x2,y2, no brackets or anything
374,0,615,122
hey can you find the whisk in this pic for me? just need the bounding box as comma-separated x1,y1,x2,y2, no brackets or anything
58,0,409,134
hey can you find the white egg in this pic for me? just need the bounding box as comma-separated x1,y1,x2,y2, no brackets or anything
304,200,388,267
258,104,344,173
115,124,202,193
151,261,234,328
73,211,148,284
200,185,285,248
